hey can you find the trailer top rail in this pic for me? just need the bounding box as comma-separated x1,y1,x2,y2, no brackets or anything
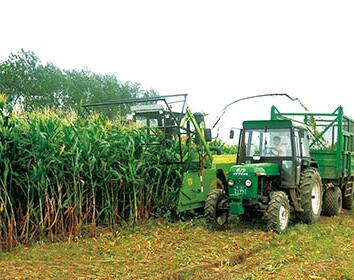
271,105,354,150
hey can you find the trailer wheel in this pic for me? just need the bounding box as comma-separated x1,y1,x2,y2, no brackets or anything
297,168,322,224
265,191,290,233
204,189,229,230
323,187,342,216
342,187,353,210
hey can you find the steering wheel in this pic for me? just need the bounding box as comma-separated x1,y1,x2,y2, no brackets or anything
264,147,280,156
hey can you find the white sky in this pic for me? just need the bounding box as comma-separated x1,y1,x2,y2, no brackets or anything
1,0,354,140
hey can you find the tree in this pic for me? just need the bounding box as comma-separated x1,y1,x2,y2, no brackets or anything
0,49,156,111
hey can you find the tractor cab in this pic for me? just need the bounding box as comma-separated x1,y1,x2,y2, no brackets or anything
236,120,312,188
130,103,170,128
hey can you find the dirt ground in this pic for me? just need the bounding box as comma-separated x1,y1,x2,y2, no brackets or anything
0,211,353,280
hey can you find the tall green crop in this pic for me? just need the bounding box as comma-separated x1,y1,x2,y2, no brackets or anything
0,97,182,250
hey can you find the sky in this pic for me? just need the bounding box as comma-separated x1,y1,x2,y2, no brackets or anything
1,0,354,140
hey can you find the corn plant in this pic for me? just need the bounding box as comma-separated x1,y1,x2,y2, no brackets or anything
0,97,182,250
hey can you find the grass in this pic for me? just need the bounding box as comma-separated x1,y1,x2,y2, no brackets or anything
0,210,353,279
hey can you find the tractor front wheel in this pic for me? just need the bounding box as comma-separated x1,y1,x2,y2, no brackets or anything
265,191,290,233
323,187,342,216
204,189,229,230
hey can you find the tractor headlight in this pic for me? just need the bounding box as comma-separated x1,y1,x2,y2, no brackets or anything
245,179,252,187
228,179,235,186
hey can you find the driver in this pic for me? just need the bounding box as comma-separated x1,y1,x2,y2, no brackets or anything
272,136,285,156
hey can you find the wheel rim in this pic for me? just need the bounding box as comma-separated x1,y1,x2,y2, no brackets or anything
279,205,289,231
311,181,321,215
216,198,228,225
338,196,342,211
216,213,227,225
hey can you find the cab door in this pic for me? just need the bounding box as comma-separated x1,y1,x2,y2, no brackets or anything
294,129,302,185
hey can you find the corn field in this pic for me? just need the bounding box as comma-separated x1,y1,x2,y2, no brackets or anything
0,96,182,250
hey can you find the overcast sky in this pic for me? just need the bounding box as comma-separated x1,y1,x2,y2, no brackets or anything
1,0,354,139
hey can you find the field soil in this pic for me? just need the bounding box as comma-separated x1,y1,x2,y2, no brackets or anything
0,211,353,280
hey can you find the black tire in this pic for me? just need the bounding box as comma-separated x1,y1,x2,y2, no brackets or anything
204,189,229,230
297,167,322,224
265,191,290,233
323,187,342,216
342,186,353,210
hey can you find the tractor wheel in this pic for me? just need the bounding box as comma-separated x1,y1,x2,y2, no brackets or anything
323,187,342,216
204,189,229,230
342,186,353,210
297,167,322,224
265,191,290,233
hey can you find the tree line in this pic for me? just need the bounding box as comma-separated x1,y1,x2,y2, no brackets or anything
0,49,156,111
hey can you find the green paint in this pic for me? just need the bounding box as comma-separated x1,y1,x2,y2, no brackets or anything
204,104,354,232
272,105,354,182
228,163,279,214
229,163,280,177
177,161,234,212
177,107,236,213
229,201,245,215
243,119,293,128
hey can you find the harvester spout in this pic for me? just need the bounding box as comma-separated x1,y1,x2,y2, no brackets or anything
212,93,308,129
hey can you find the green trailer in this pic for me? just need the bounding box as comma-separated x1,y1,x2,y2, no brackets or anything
271,105,354,213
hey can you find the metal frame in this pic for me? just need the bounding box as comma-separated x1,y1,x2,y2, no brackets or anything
271,105,354,180
83,93,187,125
84,94,188,165
271,106,348,148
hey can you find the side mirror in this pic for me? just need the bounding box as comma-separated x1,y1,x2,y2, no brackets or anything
229,129,234,139
204,128,212,142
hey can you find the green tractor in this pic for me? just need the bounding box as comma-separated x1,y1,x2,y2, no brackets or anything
205,119,322,233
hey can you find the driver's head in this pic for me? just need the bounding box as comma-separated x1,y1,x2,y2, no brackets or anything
273,136,281,146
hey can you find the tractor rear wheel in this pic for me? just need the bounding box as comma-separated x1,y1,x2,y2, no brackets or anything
323,187,342,216
265,191,290,233
342,186,353,210
297,168,322,224
204,189,229,230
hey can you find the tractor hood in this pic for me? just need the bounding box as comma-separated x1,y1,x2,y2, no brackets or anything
229,163,280,177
